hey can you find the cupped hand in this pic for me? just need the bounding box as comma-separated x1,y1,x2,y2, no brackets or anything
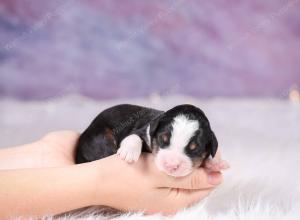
22,130,228,215
91,153,226,215
38,130,80,167
0,130,79,170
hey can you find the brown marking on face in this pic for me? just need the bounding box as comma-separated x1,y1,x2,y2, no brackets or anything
189,142,197,150
201,152,208,159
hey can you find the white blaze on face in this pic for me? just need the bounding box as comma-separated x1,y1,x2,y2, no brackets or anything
155,114,199,177
169,115,199,152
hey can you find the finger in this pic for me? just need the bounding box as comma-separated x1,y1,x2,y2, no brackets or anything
157,168,223,190
206,148,230,170
179,188,212,207
156,188,212,216
165,188,212,214
214,148,222,160
204,158,230,171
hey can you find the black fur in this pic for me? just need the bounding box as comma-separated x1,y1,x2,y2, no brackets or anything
75,104,163,163
75,104,218,165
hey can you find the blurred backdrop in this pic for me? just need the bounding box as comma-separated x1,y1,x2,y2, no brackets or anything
0,0,299,100
0,0,300,149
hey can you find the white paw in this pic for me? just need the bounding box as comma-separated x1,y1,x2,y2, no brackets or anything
117,134,142,163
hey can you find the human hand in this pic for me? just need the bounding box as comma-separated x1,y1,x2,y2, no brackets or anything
25,130,228,215
91,152,227,215
0,131,80,170
0,130,228,216
38,130,80,167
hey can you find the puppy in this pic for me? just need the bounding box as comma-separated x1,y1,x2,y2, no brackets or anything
76,104,223,177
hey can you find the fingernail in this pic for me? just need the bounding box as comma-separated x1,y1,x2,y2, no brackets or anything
220,160,230,169
208,172,222,185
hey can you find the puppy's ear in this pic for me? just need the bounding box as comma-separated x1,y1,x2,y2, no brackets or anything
209,131,218,158
149,115,162,136
133,114,163,151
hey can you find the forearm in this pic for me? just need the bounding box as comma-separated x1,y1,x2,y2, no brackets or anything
0,163,98,219
0,142,44,170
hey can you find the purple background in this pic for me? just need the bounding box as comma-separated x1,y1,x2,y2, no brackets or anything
0,0,300,100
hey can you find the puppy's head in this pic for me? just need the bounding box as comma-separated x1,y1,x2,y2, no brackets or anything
149,105,218,177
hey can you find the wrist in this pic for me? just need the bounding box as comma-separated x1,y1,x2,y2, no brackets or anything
87,156,120,207
0,141,42,170
71,162,101,207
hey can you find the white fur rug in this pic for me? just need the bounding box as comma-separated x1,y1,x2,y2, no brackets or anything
1,95,300,220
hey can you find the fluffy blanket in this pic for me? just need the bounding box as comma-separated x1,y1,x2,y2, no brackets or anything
0,96,299,219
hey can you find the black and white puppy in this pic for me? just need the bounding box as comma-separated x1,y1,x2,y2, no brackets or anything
76,104,219,177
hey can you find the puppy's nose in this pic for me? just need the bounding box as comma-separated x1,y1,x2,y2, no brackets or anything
163,160,182,173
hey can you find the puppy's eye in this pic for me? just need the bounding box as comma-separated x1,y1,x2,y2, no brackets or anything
189,143,197,150
158,133,170,146
160,133,169,143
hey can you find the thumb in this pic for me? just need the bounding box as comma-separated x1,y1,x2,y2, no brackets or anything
157,168,223,190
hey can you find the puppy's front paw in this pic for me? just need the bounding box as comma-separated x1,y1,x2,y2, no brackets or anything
117,134,142,163
204,158,230,171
